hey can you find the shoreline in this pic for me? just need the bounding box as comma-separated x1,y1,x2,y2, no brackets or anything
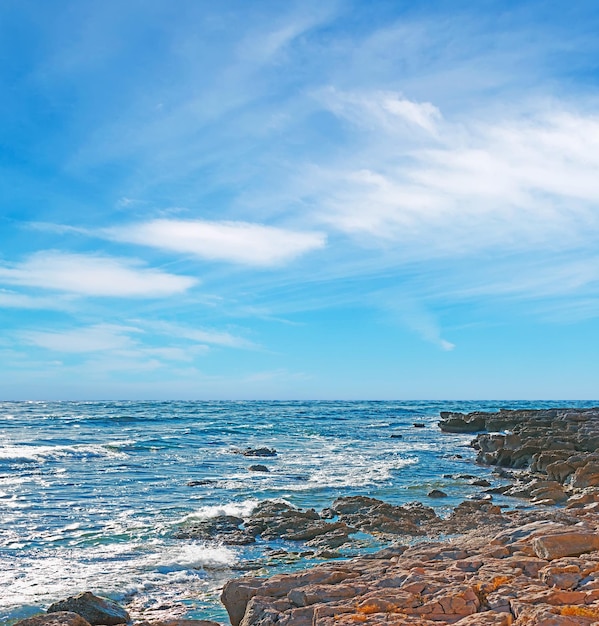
13,406,599,625
221,407,599,626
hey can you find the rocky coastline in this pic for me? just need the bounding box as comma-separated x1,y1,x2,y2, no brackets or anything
14,407,599,626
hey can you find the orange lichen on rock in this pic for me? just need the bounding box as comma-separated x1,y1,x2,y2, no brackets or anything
559,604,599,617
490,575,512,590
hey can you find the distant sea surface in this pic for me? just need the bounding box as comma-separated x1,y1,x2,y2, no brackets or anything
2,400,597,623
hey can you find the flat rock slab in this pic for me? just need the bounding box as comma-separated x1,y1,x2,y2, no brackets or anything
14,613,92,626
532,532,599,560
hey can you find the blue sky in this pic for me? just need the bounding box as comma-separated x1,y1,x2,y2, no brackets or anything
2,0,599,399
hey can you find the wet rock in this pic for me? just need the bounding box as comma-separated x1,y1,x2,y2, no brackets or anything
427,489,447,498
325,496,438,537
14,613,92,626
47,592,129,625
245,500,322,539
471,478,491,487
233,447,277,457
390,433,403,439
413,423,426,428
314,549,342,559
305,527,353,549
186,479,217,486
174,515,255,545
247,464,269,472
439,411,487,432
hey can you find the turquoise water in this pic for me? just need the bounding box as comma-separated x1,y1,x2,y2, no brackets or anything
1,400,596,623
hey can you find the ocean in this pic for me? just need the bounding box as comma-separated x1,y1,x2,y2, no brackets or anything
1,400,596,624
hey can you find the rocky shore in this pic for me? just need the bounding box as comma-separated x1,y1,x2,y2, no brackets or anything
441,407,599,508
221,407,599,626
14,407,599,626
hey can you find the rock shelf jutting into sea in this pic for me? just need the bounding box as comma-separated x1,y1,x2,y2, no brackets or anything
3,400,599,626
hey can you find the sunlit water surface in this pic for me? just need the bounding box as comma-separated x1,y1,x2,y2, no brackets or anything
2,400,596,623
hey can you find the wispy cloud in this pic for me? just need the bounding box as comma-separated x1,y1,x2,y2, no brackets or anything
105,219,326,267
0,251,197,297
317,87,442,134
378,293,455,351
0,289,75,310
145,321,257,350
307,94,599,260
21,324,140,353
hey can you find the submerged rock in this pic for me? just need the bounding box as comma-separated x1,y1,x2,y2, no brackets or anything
233,447,277,457
174,514,255,545
247,464,269,472
47,593,129,625
14,613,92,626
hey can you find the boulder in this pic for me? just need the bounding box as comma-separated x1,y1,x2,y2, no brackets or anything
571,463,599,489
47,593,129,625
427,489,447,498
14,613,92,626
532,533,599,560
247,464,269,472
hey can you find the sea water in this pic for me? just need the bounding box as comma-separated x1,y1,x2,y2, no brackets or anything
1,400,596,624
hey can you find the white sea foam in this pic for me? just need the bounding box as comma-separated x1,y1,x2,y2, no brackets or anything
0,442,129,462
182,498,259,521
147,543,236,572
299,456,418,490
0,540,236,619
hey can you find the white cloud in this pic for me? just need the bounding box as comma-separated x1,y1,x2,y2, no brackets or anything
146,321,256,350
318,88,442,134
142,346,210,361
21,324,139,353
0,251,197,297
309,99,599,258
0,290,74,310
105,219,326,267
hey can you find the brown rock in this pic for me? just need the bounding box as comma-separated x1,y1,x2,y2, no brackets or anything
454,612,513,625
532,533,599,560
47,592,129,625
539,563,582,590
571,463,599,489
